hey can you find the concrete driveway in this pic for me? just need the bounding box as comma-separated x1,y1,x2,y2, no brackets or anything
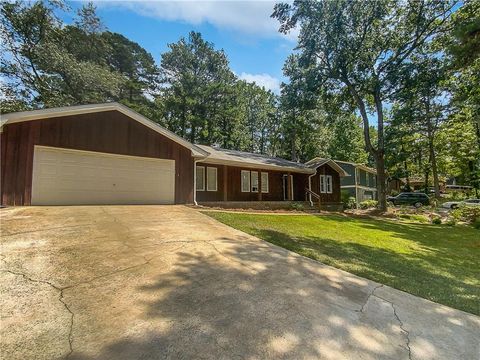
1,206,478,360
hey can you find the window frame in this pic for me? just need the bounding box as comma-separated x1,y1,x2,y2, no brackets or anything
241,170,251,193
196,166,205,191
326,175,333,194
261,172,269,193
320,175,326,193
206,166,218,192
251,171,259,192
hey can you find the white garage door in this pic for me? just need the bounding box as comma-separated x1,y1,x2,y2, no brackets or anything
31,146,175,205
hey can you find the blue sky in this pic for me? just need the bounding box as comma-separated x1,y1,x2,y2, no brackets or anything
63,1,298,93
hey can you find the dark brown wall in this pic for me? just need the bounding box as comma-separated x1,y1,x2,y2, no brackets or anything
310,164,341,204
196,162,309,202
1,110,194,206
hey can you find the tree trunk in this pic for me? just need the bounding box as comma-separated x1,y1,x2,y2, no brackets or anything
373,88,387,212
291,110,297,161
424,169,429,194
475,118,480,151
429,138,440,198
344,79,387,211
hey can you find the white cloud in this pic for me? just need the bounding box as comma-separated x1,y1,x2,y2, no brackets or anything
96,0,297,40
239,72,281,93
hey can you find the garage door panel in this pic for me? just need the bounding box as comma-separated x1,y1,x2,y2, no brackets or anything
31,146,175,205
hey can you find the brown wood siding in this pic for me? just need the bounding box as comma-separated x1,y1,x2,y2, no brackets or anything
1,110,194,206
310,164,341,204
196,162,309,202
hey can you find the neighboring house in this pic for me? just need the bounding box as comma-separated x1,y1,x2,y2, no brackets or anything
335,161,378,204
399,176,446,192
1,103,347,208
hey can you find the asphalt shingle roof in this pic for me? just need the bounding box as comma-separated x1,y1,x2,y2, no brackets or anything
196,145,313,173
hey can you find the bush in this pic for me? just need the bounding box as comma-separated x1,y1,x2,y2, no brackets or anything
397,213,429,223
445,218,456,226
359,200,378,209
341,190,357,209
472,218,480,229
290,202,305,211
451,205,480,224
431,216,442,225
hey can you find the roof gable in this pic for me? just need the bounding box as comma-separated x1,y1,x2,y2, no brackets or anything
0,103,208,157
306,157,349,177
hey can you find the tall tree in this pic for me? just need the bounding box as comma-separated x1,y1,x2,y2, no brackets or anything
0,1,125,109
393,54,448,198
159,31,234,143
273,0,457,210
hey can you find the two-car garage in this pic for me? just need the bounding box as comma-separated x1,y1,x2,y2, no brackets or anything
31,146,175,205
1,103,205,206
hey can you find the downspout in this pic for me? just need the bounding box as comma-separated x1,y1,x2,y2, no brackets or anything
355,167,359,207
193,158,201,206
308,170,315,207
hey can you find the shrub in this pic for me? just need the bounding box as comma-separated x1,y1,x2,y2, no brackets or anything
359,200,378,209
290,202,305,211
445,218,456,226
472,218,480,230
398,213,429,223
431,216,442,225
451,205,480,224
341,190,357,209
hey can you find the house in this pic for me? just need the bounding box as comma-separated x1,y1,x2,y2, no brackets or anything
1,103,347,208
335,160,378,204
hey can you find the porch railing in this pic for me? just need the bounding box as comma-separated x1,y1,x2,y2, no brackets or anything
305,188,321,209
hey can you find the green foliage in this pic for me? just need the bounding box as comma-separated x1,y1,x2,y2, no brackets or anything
445,218,457,226
273,0,457,210
397,213,429,223
431,216,442,225
159,31,278,151
472,217,480,230
289,202,305,211
359,200,378,210
451,205,480,224
341,190,356,209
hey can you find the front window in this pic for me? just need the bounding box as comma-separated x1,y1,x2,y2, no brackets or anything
241,170,250,192
207,167,217,191
251,171,259,192
196,166,205,191
320,175,326,193
326,175,332,194
261,172,269,193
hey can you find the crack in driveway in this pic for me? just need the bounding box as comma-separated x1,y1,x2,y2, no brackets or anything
1,270,75,359
373,293,413,360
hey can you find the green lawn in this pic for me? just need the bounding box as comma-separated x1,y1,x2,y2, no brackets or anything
204,212,480,315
